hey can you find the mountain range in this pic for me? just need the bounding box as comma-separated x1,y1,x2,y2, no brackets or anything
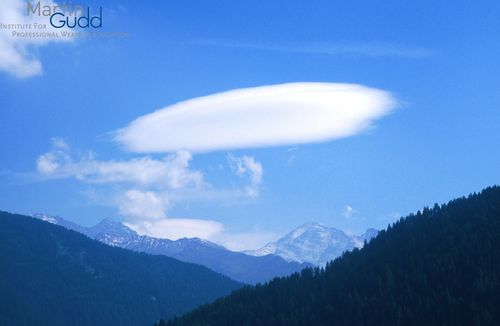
247,222,378,266
0,211,241,326
34,214,311,284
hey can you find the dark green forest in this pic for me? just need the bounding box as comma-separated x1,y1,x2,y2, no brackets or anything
0,212,242,326
162,186,500,326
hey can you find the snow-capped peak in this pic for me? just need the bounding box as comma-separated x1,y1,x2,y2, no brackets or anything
246,222,378,266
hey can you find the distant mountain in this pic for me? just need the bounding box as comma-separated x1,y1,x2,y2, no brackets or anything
353,227,379,247
0,211,241,326
163,186,500,326
246,222,378,266
37,213,88,234
34,214,310,284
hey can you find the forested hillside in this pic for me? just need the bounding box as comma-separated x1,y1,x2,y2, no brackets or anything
35,214,311,285
163,186,500,326
0,212,242,326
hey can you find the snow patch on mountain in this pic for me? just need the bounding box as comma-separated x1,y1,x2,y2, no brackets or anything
246,222,378,266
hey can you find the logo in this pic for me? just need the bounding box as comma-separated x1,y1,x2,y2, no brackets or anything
27,1,102,29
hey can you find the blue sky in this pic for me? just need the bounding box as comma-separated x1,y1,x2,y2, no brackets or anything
1,0,499,250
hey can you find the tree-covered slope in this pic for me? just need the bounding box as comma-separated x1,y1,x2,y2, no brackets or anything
35,214,311,285
164,186,500,326
0,211,242,326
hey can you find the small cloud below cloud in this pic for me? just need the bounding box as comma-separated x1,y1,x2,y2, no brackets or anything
124,216,276,251
286,147,300,166
342,205,358,219
228,154,263,198
116,187,273,249
124,218,224,241
114,82,397,153
119,189,169,220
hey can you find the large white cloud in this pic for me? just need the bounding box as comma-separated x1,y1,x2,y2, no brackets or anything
115,82,397,153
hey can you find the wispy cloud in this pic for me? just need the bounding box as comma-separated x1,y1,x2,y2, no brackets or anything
0,0,75,78
118,188,275,249
124,215,225,241
118,189,170,220
193,39,435,59
115,82,397,153
342,205,358,219
228,154,263,198
37,139,204,189
35,139,267,247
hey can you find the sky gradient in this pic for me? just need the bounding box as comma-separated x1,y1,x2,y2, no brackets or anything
1,0,499,250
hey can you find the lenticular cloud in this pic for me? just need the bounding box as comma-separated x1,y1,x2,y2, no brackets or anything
115,82,397,153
